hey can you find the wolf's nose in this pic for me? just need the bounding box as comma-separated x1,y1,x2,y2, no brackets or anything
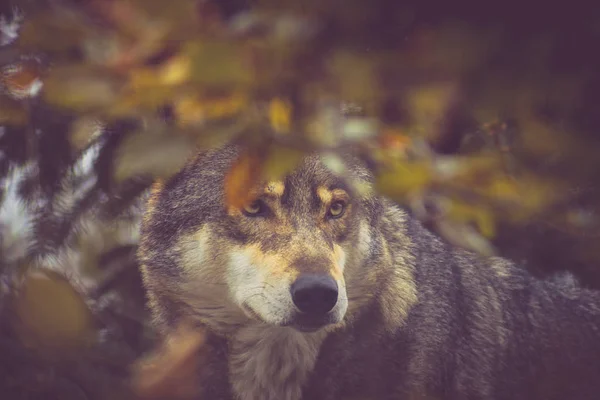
291,274,338,315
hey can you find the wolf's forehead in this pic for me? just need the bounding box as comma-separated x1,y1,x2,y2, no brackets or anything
284,156,356,193
289,156,337,186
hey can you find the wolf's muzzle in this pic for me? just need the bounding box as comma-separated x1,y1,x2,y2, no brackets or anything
291,273,338,316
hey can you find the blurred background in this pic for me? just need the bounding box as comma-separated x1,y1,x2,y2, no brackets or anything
1,0,600,399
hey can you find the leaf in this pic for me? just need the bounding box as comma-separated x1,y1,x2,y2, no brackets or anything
43,66,123,111
377,128,411,156
1,61,44,99
185,40,253,88
320,152,347,176
132,321,207,400
405,82,459,139
17,13,89,54
375,159,433,201
269,97,292,134
261,144,305,181
0,95,29,125
433,154,559,219
446,200,497,238
159,55,193,85
128,54,192,89
224,149,265,209
122,0,201,29
435,218,496,256
113,124,196,183
13,269,95,351
342,117,379,142
68,116,104,151
173,92,248,127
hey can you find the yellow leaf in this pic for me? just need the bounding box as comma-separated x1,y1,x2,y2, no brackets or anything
261,145,305,181
269,98,292,134
128,68,162,90
375,160,433,201
13,269,94,351
160,55,192,85
185,40,253,88
173,93,248,127
205,93,248,119
174,96,207,126
447,201,496,238
485,178,520,202
129,55,192,89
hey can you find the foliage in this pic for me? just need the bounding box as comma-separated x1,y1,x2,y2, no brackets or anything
1,0,600,399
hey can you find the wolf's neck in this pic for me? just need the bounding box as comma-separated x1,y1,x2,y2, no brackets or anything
228,324,328,400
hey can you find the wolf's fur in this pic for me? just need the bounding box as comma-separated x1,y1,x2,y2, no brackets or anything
138,143,600,400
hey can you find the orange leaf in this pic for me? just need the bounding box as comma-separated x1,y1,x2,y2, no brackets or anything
1,61,44,99
132,321,207,400
378,128,411,152
224,150,264,209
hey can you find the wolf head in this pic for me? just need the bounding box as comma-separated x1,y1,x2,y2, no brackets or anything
139,144,384,334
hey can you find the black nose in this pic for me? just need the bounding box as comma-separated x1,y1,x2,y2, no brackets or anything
291,274,338,315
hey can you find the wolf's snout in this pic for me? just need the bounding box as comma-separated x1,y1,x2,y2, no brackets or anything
291,274,338,315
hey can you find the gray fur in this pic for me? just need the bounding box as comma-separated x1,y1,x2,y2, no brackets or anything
139,143,600,400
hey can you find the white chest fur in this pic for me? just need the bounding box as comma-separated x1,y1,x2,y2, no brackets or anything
229,324,328,400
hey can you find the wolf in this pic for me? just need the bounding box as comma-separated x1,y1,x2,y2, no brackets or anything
138,143,600,400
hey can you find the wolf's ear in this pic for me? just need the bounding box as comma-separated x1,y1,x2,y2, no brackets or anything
192,142,241,164
354,153,378,178
181,142,243,181
335,148,377,184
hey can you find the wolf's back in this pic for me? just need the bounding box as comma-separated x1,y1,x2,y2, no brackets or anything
304,212,600,400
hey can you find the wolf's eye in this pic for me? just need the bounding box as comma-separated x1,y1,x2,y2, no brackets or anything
243,200,266,217
328,201,346,219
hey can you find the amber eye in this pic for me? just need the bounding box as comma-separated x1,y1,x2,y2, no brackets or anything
242,200,265,217
328,200,346,219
